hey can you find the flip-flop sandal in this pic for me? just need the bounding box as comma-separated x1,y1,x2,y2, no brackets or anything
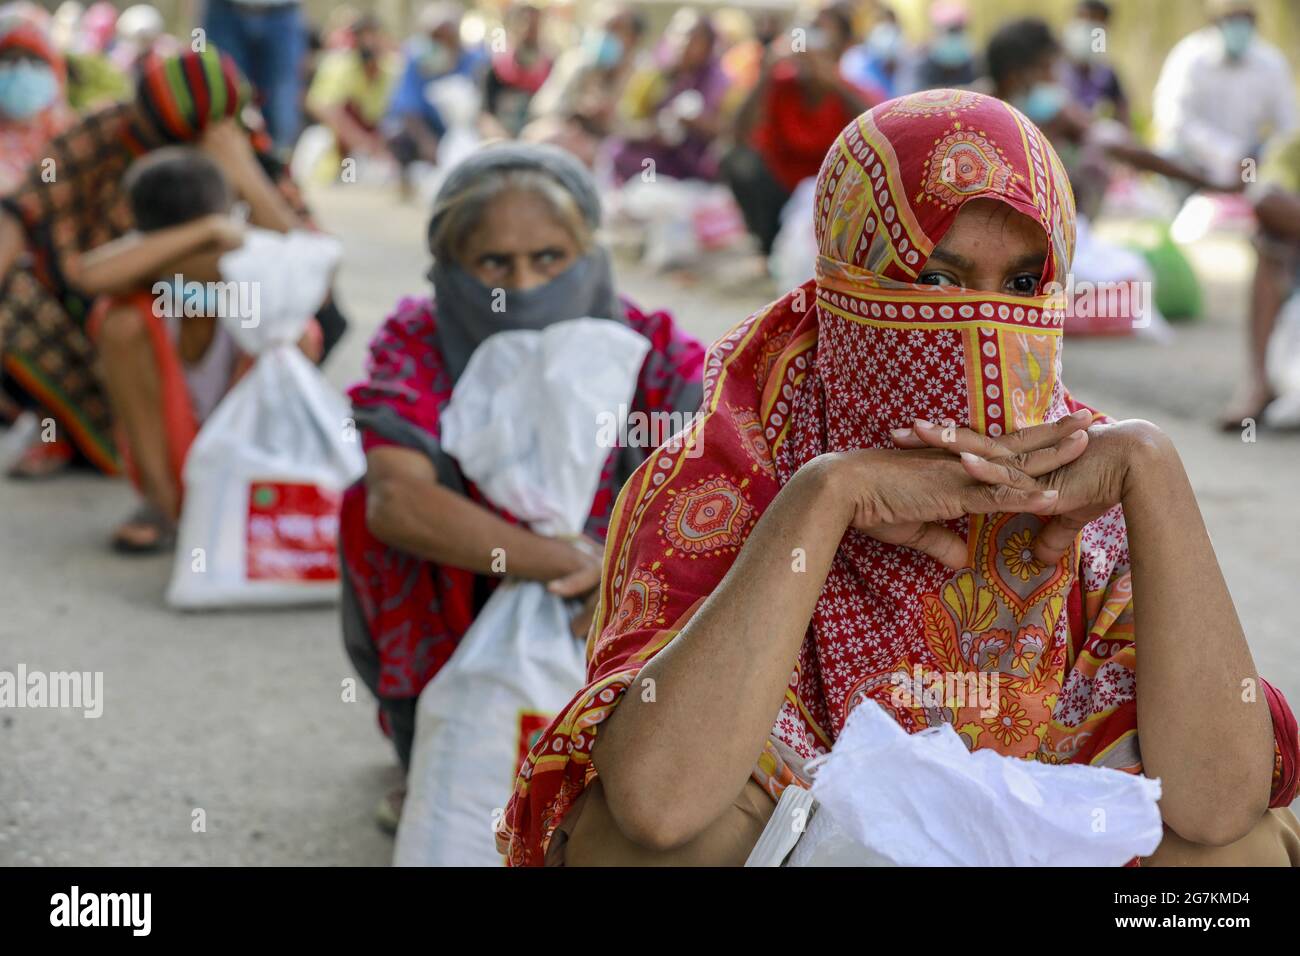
111,504,177,555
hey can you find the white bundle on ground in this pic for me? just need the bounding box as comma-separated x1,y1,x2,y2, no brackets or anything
166,229,362,609
786,702,1164,867
1264,292,1300,428
414,74,483,203
394,318,651,866
616,177,745,271
769,176,818,293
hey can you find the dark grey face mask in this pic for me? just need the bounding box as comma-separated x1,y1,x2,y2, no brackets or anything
428,249,623,382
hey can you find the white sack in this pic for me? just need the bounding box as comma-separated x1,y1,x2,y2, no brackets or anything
787,702,1164,867
166,229,362,608
1264,292,1300,428
394,318,651,866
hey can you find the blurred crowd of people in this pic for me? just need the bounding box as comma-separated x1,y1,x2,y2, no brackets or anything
0,0,1296,548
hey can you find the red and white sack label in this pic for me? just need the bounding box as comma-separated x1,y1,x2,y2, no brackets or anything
246,480,341,581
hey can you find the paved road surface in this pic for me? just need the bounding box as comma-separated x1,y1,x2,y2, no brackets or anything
2,184,1295,865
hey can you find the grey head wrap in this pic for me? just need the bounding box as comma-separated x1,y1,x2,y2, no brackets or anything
426,142,624,382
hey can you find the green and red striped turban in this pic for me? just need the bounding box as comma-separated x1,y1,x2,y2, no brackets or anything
135,46,251,143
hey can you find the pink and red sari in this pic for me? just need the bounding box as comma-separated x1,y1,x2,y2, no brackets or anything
498,89,1300,866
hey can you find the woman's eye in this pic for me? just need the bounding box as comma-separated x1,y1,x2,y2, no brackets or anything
1007,274,1040,295
918,272,956,287
533,248,566,268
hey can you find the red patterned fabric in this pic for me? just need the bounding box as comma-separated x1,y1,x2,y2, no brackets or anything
498,90,1300,866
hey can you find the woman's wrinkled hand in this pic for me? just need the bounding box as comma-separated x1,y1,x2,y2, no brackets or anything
899,414,1175,564
819,411,1093,570
546,536,604,637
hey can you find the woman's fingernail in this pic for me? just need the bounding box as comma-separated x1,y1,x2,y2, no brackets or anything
1040,490,1059,499
1071,409,1091,420
891,427,913,439
1065,430,1086,442
915,418,936,429
960,452,983,464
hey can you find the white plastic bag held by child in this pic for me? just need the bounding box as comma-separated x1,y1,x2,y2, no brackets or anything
782,703,1164,867
166,229,363,608
393,318,651,867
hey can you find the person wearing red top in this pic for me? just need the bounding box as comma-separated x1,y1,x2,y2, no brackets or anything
722,4,881,254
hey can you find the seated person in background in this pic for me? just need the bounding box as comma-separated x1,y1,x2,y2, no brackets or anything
0,6,74,196
0,48,300,492
907,1,978,93
483,2,552,138
842,6,910,101
499,92,1300,867
1153,0,1295,197
1221,130,1300,427
521,4,647,169
987,17,1232,221
304,14,399,165
81,149,322,552
338,144,705,831
1060,0,1129,126
384,1,485,187
609,8,730,184
724,3,879,255
713,7,781,105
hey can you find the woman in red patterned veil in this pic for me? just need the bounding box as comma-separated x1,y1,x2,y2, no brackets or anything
499,89,1300,866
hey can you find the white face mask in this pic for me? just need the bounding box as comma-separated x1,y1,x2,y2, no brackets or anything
867,22,903,61
1063,19,1102,62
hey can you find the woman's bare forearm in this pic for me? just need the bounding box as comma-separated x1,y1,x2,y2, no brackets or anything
366,471,586,582
593,456,853,849
1123,434,1274,844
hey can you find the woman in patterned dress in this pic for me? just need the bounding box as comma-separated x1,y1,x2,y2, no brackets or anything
499,90,1300,866
338,143,705,830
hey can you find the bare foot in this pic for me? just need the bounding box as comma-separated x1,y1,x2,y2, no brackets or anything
1218,383,1275,432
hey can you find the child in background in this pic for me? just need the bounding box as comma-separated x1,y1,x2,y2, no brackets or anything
84,148,321,552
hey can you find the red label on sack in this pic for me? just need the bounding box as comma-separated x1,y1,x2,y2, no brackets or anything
246,481,342,581
517,711,551,773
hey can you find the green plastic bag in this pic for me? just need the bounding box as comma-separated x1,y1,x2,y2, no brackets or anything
1095,219,1203,321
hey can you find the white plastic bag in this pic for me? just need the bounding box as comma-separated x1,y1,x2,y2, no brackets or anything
394,318,651,866
769,176,818,293
1264,292,1300,428
166,229,363,608
785,702,1164,867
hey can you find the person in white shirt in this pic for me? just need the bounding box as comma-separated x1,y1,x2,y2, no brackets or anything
1152,0,1295,190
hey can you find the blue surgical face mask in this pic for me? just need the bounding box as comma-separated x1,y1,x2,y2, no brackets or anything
1015,82,1069,125
585,30,624,69
929,29,972,69
0,61,58,121
1220,16,1254,59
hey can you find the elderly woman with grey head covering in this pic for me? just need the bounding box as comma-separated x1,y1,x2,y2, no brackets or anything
338,143,705,829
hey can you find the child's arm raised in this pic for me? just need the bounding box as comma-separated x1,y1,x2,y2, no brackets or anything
75,215,241,296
